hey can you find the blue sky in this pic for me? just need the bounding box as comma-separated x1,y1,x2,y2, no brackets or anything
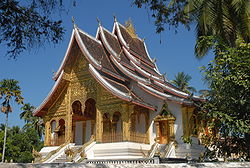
0,0,213,127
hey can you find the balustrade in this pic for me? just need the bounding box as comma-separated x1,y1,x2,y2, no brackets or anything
130,132,148,144
102,132,123,143
86,158,155,164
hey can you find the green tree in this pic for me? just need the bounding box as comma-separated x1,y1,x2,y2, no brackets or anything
20,103,35,124
0,0,72,59
187,0,250,58
133,0,250,58
201,41,250,160
0,126,43,163
0,79,23,162
20,103,44,139
171,71,196,94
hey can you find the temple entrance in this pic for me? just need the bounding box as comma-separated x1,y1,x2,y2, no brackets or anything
72,99,96,145
154,114,175,144
158,121,169,144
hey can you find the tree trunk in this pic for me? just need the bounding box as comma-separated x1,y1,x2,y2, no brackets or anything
2,112,8,163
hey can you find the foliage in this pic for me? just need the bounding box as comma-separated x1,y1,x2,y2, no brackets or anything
20,103,36,124
181,135,193,144
200,40,250,160
171,71,196,94
20,103,44,138
133,0,190,33
0,0,70,59
0,126,43,163
132,0,250,58
0,79,23,111
0,79,23,162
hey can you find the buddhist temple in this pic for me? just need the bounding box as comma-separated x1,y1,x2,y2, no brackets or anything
34,18,206,163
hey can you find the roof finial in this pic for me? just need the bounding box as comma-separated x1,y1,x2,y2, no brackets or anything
96,17,101,26
113,14,117,22
152,58,156,63
72,16,77,29
162,72,167,81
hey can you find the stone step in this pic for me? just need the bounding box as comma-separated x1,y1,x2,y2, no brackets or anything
175,143,205,159
53,159,67,163
51,153,67,163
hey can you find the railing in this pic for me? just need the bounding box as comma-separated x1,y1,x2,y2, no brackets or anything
130,132,148,144
163,141,175,158
102,132,123,143
85,158,156,164
72,135,96,163
147,142,159,157
41,143,68,163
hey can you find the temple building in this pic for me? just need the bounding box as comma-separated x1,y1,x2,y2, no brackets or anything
34,18,206,163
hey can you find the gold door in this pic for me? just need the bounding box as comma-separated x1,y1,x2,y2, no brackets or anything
159,121,169,144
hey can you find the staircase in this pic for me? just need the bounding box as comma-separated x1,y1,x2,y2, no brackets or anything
52,153,67,163
52,145,82,163
175,137,205,159
148,142,159,157
152,142,175,158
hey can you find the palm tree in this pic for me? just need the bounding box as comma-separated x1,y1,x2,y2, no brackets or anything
186,0,250,58
0,79,23,163
29,117,44,139
20,103,44,139
171,72,197,94
20,103,36,124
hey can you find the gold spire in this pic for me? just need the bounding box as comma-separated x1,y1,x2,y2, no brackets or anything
125,18,137,38
72,16,77,29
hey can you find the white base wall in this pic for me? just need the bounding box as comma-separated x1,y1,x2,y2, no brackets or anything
88,142,151,159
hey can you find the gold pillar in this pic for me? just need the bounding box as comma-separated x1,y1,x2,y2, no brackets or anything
122,104,129,141
65,113,73,143
44,121,50,146
95,108,103,142
127,104,134,141
155,121,160,143
181,106,195,137
65,86,73,143
168,118,175,141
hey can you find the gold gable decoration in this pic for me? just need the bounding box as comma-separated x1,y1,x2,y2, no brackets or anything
157,103,175,120
125,18,138,38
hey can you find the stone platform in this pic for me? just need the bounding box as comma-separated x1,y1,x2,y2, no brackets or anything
0,162,249,168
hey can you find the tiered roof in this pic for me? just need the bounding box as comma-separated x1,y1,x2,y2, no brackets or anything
34,19,203,117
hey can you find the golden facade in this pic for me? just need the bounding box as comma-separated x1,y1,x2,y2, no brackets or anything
34,19,205,161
